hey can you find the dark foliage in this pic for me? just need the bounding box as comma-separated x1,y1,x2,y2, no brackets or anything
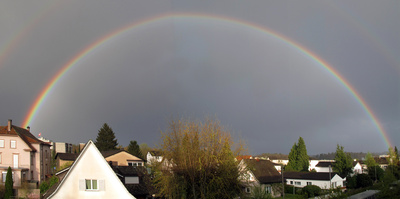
302,185,321,197
4,167,13,199
95,123,118,151
127,140,144,160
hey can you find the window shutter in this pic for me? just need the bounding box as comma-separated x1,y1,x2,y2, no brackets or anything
99,179,105,191
79,179,85,191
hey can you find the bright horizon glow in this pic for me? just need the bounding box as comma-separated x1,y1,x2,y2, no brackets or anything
21,13,392,149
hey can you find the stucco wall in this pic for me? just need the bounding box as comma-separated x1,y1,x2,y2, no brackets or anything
49,142,135,199
105,152,143,166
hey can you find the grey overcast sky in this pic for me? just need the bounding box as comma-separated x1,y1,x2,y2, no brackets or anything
0,0,399,155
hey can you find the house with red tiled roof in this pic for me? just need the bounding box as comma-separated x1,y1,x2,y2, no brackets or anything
0,119,52,188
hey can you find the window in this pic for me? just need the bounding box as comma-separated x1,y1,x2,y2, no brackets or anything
10,140,16,149
266,186,272,194
0,153,1,163
125,176,139,184
245,187,251,193
137,162,142,166
290,181,293,185
307,182,312,185
2,171,14,183
0,140,4,148
85,179,98,190
295,181,301,185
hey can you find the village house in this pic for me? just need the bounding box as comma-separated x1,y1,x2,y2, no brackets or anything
0,119,52,188
284,171,346,190
102,150,144,166
239,158,282,197
146,151,163,165
44,140,135,199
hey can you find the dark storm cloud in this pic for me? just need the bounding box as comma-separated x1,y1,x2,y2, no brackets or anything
0,0,398,155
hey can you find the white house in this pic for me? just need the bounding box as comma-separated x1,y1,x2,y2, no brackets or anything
44,140,135,199
146,151,163,165
284,171,346,190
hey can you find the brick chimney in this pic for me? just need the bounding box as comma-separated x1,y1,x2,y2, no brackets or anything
7,119,12,132
27,126,30,132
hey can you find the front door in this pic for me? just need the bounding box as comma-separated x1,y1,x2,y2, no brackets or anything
13,154,18,168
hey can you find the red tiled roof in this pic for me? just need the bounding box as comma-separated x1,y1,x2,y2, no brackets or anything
0,124,50,152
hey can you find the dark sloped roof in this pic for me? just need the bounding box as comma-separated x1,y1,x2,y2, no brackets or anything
244,159,281,184
101,150,126,158
112,166,152,197
284,171,339,180
315,161,334,168
148,150,163,156
55,153,79,161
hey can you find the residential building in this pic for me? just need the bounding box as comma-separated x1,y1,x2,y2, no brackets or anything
239,159,282,197
314,161,334,173
102,150,144,166
55,153,79,171
44,140,135,199
284,171,346,189
112,166,153,199
0,119,51,187
146,151,163,165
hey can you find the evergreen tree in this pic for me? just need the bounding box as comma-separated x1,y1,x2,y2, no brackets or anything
5,166,13,199
297,137,309,171
286,137,309,171
127,140,144,160
95,123,118,151
286,143,298,171
333,145,353,177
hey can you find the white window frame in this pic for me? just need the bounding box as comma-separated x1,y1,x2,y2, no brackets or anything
0,140,4,148
266,186,272,193
295,181,301,186
10,140,16,149
307,182,312,185
85,179,98,190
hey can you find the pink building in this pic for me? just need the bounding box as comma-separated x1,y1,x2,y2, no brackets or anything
0,119,52,187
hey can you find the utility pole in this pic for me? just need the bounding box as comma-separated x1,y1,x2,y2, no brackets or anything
281,164,284,199
329,165,332,189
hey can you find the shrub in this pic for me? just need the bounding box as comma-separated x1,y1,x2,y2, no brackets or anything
301,185,321,197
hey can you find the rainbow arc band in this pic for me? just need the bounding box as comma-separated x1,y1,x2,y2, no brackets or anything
21,13,392,148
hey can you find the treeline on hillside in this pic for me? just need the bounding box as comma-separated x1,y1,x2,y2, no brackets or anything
312,152,383,160
259,152,385,160
258,153,288,159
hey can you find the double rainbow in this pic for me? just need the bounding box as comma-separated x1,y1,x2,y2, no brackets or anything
21,13,392,148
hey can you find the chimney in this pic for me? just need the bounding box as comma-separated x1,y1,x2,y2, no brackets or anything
27,126,30,132
7,119,12,132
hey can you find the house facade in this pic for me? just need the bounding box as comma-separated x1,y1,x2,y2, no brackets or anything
45,140,135,199
0,119,51,187
284,171,346,189
102,150,144,166
239,159,282,197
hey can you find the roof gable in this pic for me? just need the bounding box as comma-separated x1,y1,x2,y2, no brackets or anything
243,159,281,184
0,124,50,151
46,140,135,199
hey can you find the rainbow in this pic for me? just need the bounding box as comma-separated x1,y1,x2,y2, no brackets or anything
22,13,392,148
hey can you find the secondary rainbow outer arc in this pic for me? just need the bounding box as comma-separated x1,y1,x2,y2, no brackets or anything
22,13,392,148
